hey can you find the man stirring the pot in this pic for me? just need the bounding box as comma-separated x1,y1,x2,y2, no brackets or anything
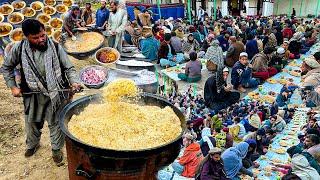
1,19,82,166
62,4,82,39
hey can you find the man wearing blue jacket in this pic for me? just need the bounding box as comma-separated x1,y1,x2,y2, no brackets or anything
231,52,259,93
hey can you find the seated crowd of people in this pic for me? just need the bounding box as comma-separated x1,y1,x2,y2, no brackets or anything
125,12,320,86
164,86,320,180
154,15,320,180
57,3,320,179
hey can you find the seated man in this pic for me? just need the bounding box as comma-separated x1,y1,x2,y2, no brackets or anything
182,34,200,60
204,67,240,112
301,32,316,54
170,31,183,53
305,85,320,108
158,33,184,67
270,47,287,72
172,134,203,178
301,57,320,88
288,39,302,59
139,32,160,61
229,117,246,142
251,47,277,81
282,41,291,60
231,52,259,93
178,52,202,83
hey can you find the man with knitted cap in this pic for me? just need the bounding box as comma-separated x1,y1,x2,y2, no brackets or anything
231,52,259,93
301,57,320,88
172,133,203,178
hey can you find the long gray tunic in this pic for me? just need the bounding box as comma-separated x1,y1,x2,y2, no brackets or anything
1,40,78,125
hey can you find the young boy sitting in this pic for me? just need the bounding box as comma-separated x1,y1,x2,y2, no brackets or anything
178,52,202,83
231,52,259,93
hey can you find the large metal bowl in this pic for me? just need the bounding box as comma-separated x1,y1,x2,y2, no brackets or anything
59,93,185,180
79,65,109,89
62,31,105,59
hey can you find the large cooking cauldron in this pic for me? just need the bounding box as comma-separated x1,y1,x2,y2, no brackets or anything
58,93,186,180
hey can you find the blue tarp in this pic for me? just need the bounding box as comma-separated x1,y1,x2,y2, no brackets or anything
126,4,185,21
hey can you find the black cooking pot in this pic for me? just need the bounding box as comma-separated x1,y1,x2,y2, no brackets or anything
58,93,185,180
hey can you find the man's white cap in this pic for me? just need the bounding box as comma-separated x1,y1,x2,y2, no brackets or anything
167,17,173,21
304,57,320,69
277,47,285,54
223,67,229,72
101,0,106,2
239,52,248,57
163,28,171,34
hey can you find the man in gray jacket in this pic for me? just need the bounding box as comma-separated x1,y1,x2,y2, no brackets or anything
1,19,82,166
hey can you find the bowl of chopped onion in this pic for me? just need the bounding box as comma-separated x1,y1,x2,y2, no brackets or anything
79,65,109,89
95,47,120,66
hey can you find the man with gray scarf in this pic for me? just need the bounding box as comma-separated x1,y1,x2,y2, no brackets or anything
1,19,82,166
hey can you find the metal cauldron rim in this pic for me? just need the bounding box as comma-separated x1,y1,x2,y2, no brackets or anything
58,93,185,157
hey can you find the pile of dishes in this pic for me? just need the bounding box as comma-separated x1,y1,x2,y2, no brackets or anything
0,0,68,43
